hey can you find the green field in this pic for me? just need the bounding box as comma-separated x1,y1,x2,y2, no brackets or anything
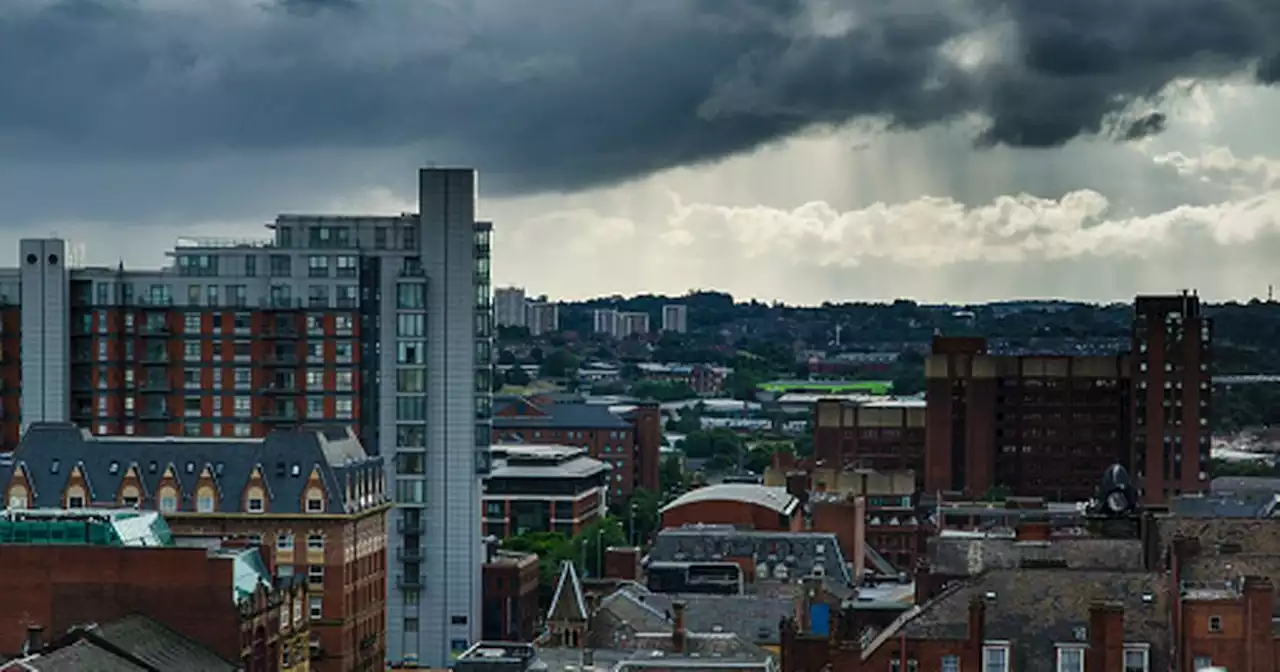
758,380,893,395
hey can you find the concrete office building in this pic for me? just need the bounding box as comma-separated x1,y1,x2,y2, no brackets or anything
494,287,527,328
0,168,491,668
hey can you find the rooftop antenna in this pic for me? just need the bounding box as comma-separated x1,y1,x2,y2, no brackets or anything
1270,285,1275,302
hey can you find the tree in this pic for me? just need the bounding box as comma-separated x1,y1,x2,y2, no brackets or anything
611,488,662,546
539,349,579,378
631,380,698,402
505,367,532,386
497,349,517,365
502,531,576,585
530,346,545,363
679,429,747,467
573,517,628,578
725,369,765,401
891,370,924,396
660,456,688,496
496,325,531,342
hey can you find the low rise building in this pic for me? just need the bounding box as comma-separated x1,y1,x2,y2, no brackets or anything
0,508,309,671
482,549,540,643
482,445,610,539
0,423,387,672
492,395,662,498
0,614,245,672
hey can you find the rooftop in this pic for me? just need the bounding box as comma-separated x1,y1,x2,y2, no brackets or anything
661,484,798,517
2,423,383,515
493,396,632,430
870,569,1171,670
0,509,172,548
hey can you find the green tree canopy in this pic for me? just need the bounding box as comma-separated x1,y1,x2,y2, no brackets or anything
631,380,698,402
539,349,579,378
505,366,532,386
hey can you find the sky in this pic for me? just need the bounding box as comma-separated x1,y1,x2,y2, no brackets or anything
2,0,1280,304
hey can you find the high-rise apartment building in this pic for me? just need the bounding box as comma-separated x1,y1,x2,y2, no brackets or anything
525,301,559,336
592,309,650,338
922,292,1211,504
0,167,492,668
1131,292,1212,505
661,304,688,333
494,287,527,328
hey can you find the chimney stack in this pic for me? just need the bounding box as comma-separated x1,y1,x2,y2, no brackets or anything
672,600,687,653
1087,601,1124,672
967,596,985,647
23,625,43,655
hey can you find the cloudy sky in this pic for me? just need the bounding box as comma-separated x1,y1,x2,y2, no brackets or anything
3,0,1280,304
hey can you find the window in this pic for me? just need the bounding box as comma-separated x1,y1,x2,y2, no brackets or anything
1124,645,1150,672
404,617,419,632
67,495,84,508
336,255,358,277
158,494,178,512
197,493,215,512
247,497,264,513
1056,646,1084,672
397,283,425,309
336,398,353,419
397,369,425,393
1193,659,1213,671
308,565,324,586
184,313,201,332
122,496,139,508
309,595,323,619
335,371,354,391
276,532,294,550
307,255,329,277
307,533,324,551
1208,615,1222,632
396,341,424,364
397,314,425,337
983,644,1009,672
941,656,959,672
307,495,324,513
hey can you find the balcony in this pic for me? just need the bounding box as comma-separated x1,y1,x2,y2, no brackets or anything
263,409,298,422
141,351,169,364
396,546,423,563
266,353,298,366
139,407,170,420
262,383,298,395
140,325,170,337
259,297,303,310
263,326,299,339
396,518,424,534
396,573,424,589
141,378,171,393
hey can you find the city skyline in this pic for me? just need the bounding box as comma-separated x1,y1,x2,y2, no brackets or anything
1,2,1278,305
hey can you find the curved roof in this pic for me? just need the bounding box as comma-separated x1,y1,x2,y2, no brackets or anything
661,483,798,516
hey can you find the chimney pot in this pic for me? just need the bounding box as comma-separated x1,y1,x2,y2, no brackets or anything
672,600,688,653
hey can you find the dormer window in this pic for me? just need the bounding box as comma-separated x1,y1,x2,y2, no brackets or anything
307,496,324,513
67,495,84,508
108,461,119,475
248,497,265,513
50,460,60,474
148,461,158,474
159,493,178,512
291,464,301,477
215,462,225,476
196,489,215,513
186,462,195,474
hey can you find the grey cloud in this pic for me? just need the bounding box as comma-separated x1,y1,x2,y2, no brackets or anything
0,0,1277,199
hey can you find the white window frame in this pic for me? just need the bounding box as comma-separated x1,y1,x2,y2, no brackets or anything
983,642,1010,672
247,497,264,513
1056,645,1085,672
197,494,215,513
940,656,959,672
1192,658,1213,671
277,532,294,551
1123,643,1151,672
307,533,325,551
309,595,323,619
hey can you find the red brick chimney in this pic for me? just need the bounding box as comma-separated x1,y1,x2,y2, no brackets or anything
1086,601,1123,672
671,600,687,653
967,595,985,645
1243,576,1276,672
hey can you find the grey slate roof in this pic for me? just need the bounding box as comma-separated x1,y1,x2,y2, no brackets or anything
1171,490,1280,518
647,527,856,589
14,639,148,672
92,614,236,672
602,584,794,645
872,569,1171,672
927,535,1147,577
2,423,383,514
493,396,631,430
1212,476,1280,493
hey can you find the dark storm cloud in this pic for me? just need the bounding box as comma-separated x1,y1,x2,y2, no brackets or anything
0,0,1277,195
